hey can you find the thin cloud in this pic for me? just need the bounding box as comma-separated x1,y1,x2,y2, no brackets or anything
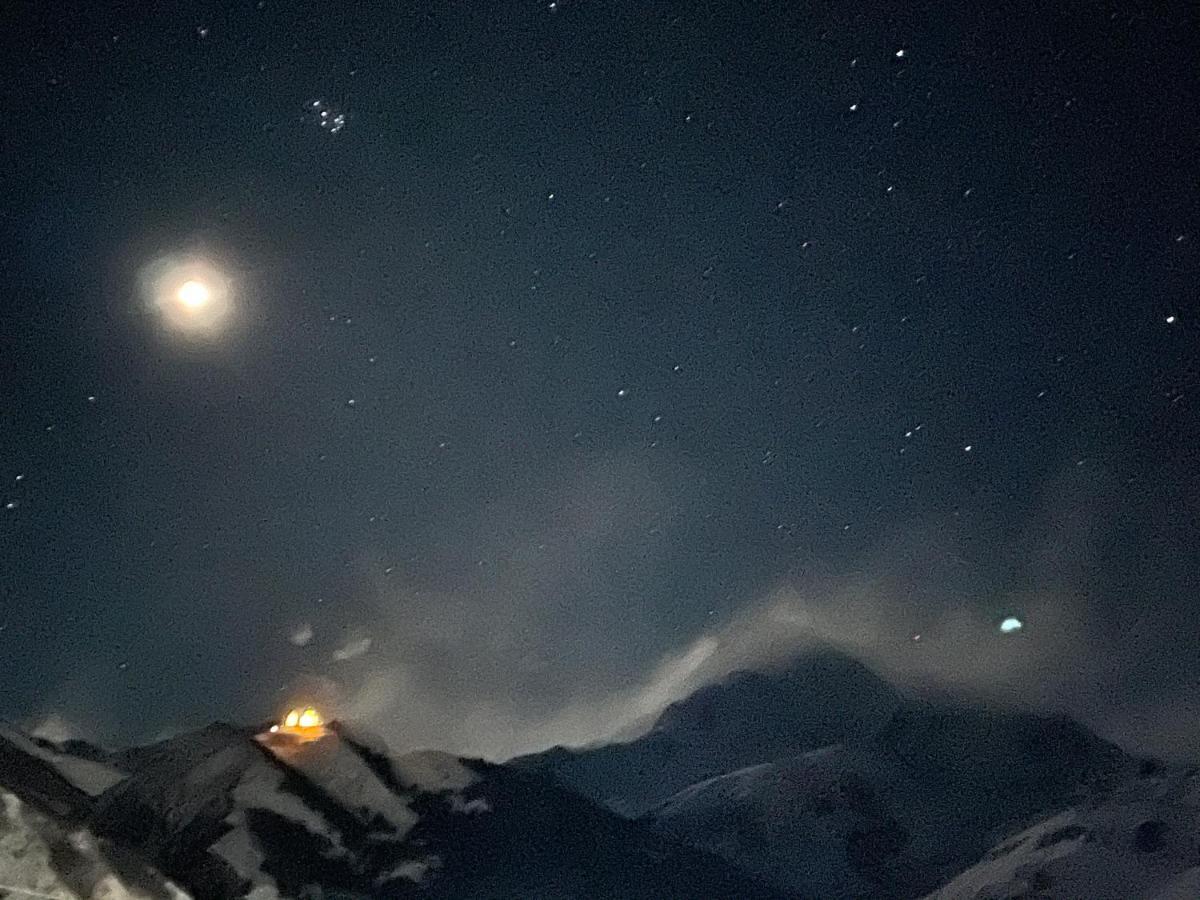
333,636,372,662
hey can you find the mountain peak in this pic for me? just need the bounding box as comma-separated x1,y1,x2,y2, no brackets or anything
516,646,904,816
652,646,900,740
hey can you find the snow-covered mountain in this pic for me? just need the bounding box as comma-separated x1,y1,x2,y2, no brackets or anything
924,763,1200,900
646,745,928,899
514,648,903,816
1,786,193,900
0,719,784,899
517,648,1141,898
0,721,190,899
0,721,124,805
3,647,1190,899
645,705,1132,899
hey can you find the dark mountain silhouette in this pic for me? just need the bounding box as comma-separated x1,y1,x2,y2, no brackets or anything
516,647,1138,898
514,648,903,815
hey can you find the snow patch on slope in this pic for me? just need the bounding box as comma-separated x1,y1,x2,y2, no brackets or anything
650,745,931,898
210,823,271,893
391,749,479,793
232,756,342,845
210,744,350,891
285,735,418,831
0,790,191,900
925,767,1200,900
0,723,124,796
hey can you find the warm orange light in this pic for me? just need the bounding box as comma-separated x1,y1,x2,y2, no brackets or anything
273,705,328,742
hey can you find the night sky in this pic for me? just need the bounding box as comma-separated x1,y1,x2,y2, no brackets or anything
2,1,1197,760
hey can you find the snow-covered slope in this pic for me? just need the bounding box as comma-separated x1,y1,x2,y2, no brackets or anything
0,722,125,797
648,746,927,899
0,787,191,900
647,705,1131,900
515,648,903,815
924,764,1200,900
76,721,785,899
514,649,1133,898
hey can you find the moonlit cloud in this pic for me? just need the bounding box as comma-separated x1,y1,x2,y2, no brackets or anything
285,457,1199,766
333,636,372,661
289,623,314,647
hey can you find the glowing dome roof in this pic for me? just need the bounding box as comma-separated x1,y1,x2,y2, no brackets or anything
267,705,329,742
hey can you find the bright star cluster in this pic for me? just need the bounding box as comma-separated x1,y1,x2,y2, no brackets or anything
308,99,346,134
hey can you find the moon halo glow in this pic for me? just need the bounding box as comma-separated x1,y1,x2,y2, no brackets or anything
139,253,234,338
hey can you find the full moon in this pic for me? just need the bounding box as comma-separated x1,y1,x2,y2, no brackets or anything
138,253,234,338
177,280,211,309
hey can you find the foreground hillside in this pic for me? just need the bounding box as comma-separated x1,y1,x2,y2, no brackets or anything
924,763,1200,900
0,720,783,899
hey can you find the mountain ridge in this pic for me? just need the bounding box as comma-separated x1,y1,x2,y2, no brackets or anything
0,716,787,899
3,645,1192,899
515,646,1143,898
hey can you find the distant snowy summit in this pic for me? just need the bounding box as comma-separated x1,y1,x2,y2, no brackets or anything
516,647,1184,899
